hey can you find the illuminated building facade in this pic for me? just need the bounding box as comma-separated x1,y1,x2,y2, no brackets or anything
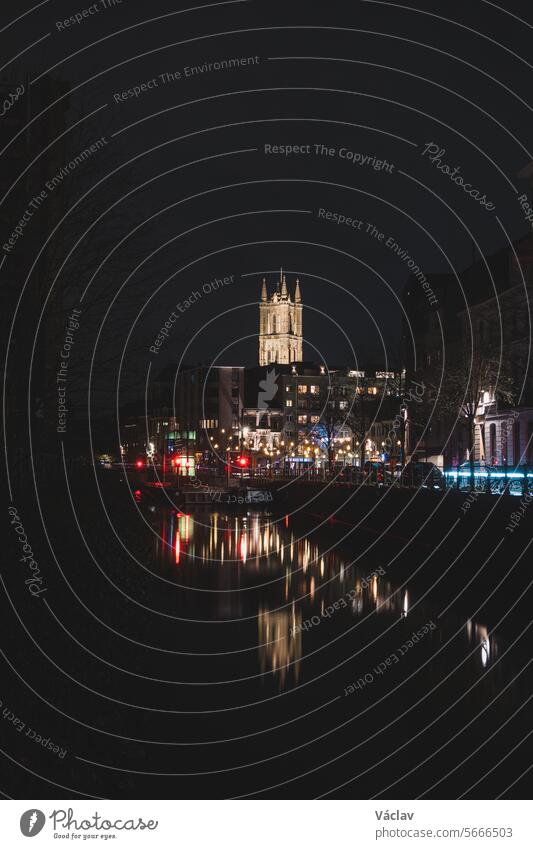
259,271,303,365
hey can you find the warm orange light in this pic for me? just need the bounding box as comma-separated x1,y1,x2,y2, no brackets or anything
175,530,181,565
240,533,247,563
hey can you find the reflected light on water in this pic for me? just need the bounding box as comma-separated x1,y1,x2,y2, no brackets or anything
150,510,508,691
465,620,495,669
258,604,301,687
477,624,491,667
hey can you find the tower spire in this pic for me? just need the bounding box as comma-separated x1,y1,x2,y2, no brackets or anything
259,272,302,366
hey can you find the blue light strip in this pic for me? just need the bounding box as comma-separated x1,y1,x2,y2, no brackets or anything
444,470,527,479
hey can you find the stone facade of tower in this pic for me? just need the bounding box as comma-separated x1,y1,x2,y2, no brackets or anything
259,271,303,365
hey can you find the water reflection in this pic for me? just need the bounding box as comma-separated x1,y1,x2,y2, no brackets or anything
466,620,497,669
258,604,302,687
152,508,499,689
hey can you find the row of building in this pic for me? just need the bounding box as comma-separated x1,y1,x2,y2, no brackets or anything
403,232,533,471
120,273,403,472
119,237,533,475
120,360,403,473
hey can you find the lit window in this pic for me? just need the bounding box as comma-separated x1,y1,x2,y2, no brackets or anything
309,385,320,394
298,385,308,394
286,399,293,407
298,415,308,424
310,415,320,424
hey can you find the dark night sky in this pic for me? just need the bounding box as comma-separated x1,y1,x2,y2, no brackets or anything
4,0,533,401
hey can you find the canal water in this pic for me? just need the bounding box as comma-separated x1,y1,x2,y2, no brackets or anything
135,502,533,799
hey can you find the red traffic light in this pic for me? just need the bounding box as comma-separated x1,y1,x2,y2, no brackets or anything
237,456,249,467
136,460,143,468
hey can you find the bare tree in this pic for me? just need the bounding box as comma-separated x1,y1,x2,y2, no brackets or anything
421,345,515,484
303,379,345,474
344,375,378,469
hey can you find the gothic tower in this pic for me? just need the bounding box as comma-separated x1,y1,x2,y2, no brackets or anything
259,270,303,365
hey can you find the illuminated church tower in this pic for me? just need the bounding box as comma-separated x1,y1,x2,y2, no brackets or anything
259,270,303,365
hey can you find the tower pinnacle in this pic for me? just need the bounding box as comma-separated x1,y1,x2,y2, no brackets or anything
259,271,303,365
